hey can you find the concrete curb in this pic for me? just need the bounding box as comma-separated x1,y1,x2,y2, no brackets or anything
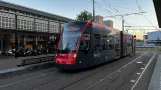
0,61,55,78
148,55,161,90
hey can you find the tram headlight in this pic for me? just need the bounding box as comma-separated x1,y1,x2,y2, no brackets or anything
73,53,77,58
56,54,58,58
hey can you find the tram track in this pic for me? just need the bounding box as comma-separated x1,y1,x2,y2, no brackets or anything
32,59,122,90
0,51,150,90
83,52,156,90
0,68,71,90
62,51,148,90
31,51,147,90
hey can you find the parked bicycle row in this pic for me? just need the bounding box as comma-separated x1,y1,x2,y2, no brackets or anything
0,47,57,57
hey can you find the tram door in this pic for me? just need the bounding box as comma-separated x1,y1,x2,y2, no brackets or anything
124,37,127,55
79,33,91,66
93,34,101,64
100,35,108,62
114,37,120,57
108,36,115,60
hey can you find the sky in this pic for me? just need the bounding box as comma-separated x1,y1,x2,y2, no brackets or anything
2,0,158,39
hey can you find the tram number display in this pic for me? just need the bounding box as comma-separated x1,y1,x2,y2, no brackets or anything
94,53,100,58
71,26,79,31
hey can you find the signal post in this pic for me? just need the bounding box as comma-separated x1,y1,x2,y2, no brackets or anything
133,35,136,56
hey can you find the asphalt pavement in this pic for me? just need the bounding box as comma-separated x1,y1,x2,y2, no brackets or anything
0,54,55,70
0,57,22,70
148,54,161,90
0,51,158,90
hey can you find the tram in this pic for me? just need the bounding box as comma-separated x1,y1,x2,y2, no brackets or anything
56,22,134,70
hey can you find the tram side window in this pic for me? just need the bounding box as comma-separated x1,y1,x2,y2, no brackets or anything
109,36,114,50
127,38,132,47
106,37,109,50
101,35,107,51
130,39,133,47
94,34,101,52
126,38,129,47
114,38,119,50
102,39,106,50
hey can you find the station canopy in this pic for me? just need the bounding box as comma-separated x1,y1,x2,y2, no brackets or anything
153,0,161,28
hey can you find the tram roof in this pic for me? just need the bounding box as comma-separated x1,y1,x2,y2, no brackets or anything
91,22,120,32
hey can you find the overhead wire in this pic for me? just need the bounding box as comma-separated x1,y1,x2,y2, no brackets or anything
88,0,136,33
87,0,107,14
102,0,136,31
88,0,122,21
102,0,120,14
109,4,140,11
133,0,157,29
90,0,114,16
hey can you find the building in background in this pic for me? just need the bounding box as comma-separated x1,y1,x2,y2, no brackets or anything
94,15,114,28
95,15,104,25
147,31,161,46
0,1,73,51
143,35,148,43
104,20,113,28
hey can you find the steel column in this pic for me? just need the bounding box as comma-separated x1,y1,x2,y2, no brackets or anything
15,15,18,58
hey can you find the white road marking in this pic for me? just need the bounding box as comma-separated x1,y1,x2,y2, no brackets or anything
136,62,143,64
118,70,121,72
85,51,148,90
137,73,140,75
130,51,157,90
130,80,136,83
0,70,57,88
141,68,144,70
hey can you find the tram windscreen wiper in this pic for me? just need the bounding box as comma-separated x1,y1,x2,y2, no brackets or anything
69,38,79,49
66,38,79,50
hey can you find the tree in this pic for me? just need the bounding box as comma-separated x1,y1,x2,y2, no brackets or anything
76,10,92,21
136,39,143,42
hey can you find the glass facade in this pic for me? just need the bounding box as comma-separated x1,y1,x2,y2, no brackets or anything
0,12,15,29
17,16,34,31
0,8,66,33
0,6,70,51
35,19,48,32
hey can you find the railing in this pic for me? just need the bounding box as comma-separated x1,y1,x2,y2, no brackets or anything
17,54,55,67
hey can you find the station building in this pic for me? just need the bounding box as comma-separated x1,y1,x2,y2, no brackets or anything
147,30,161,46
0,1,73,51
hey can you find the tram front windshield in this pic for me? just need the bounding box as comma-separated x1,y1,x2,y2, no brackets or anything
58,22,86,54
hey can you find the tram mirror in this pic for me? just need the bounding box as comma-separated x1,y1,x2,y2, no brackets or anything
79,40,89,51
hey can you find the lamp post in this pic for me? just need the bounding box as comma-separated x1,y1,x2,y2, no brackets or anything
93,0,95,22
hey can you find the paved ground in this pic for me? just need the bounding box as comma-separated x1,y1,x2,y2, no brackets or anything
0,58,22,70
148,54,161,90
0,54,55,70
0,51,158,90
0,56,15,59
